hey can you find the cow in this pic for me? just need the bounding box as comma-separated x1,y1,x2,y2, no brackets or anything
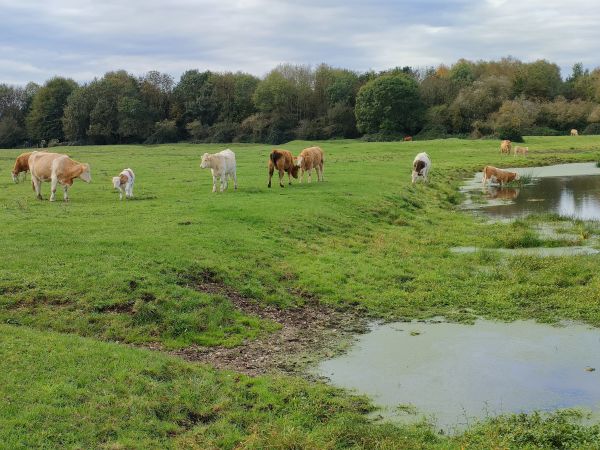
513,146,528,156
29,152,91,201
571,129,579,136
500,140,512,155
488,186,520,201
403,136,413,142
200,149,237,193
112,168,135,200
11,151,34,183
411,152,431,184
268,149,299,188
482,166,520,187
296,146,324,183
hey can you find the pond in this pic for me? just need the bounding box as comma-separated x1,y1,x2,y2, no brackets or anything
316,320,600,432
462,162,600,221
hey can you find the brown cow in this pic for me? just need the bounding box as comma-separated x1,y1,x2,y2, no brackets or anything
11,151,34,183
268,149,299,188
403,136,413,142
500,140,512,155
29,152,91,201
296,146,324,183
482,166,520,187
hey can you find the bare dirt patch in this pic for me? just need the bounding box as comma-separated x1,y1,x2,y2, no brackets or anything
166,275,367,376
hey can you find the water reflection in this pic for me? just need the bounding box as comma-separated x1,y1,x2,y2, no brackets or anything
482,175,600,220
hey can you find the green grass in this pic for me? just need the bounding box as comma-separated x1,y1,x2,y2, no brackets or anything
3,136,600,447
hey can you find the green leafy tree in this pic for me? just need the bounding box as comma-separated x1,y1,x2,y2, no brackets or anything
355,74,424,135
26,77,77,142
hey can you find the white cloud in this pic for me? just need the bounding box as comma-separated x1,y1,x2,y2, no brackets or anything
1,0,599,85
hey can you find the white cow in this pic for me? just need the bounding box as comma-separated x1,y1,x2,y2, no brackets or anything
200,149,237,192
112,168,135,200
411,152,431,184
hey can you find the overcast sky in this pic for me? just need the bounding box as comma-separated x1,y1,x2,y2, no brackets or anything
1,0,599,85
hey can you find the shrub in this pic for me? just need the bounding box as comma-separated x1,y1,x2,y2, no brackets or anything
145,120,178,144
208,122,239,143
583,123,600,135
185,120,209,141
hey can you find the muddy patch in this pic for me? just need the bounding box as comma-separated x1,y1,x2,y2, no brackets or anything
167,274,366,376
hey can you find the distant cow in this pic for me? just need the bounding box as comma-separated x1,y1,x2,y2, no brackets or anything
500,140,512,155
268,149,299,188
296,146,324,183
482,166,520,187
112,168,135,200
200,149,237,193
11,151,34,183
571,129,579,136
412,152,431,184
29,152,91,201
513,146,528,156
403,136,413,142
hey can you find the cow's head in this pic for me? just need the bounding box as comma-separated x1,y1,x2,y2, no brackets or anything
200,153,211,169
290,163,299,179
11,171,19,183
112,176,122,189
515,172,521,181
295,156,303,168
79,163,91,183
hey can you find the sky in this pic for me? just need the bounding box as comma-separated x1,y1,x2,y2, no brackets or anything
1,0,599,85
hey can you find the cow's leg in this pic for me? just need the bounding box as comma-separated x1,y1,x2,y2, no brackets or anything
299,168,303,183
212,175,217,193
233,171,238,190
119,186,124,200
308,168,313,183
287,170,292,186
32,176,43,200
50,176,58,202
268,167,274,188
63,185,69,202
280,169,285,188
220,175,226,192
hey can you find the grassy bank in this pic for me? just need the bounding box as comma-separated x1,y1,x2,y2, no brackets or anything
2,136,600,447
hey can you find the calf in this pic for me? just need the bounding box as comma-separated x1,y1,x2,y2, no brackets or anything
411,152,431,184
200,149,237,192
296,146,324,183
268,149,299,188
112,168,135,200
29,152,91,201
571,129,579,136
11,151,34,183
513,146,528,156
482,165,520,187
403,136,413,142
500,140,512,155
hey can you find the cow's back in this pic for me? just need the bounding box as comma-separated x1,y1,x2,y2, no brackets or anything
217,149,236,172
30,152,63,180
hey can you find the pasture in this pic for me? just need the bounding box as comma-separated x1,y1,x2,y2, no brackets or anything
2,137,600,447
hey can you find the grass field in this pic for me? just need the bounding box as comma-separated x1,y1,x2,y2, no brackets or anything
2,136,600,448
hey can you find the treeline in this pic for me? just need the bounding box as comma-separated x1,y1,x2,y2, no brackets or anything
3,58,600,148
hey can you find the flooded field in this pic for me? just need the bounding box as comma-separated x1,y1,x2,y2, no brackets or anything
316,320,600,432
463,162,600,221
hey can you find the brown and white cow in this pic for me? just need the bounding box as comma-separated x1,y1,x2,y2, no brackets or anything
268,149,299,188
11,151,35,183
29,152,91,201
571,129,579,136
403,136,413,142
296,146,324,183
482,165,520,187
500,140,512,155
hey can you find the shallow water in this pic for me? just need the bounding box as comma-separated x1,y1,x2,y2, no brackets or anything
317,320,600,431
463,162,600,220
451,246,599,257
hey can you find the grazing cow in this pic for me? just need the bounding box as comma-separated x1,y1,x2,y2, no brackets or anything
296,146,324,183
500,140,512,155
411,152,431,184
513,146,528,156
268,149,299,188
11,151,34,183
200,149,237,193
29,152,91,201
482,166,520,187
112,168,135,200
571,129,579,136
403,136,413,142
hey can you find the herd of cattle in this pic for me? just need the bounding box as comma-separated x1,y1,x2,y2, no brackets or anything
11,136,575,200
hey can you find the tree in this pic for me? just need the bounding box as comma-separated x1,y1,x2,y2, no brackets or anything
26,77,77,142
0,116,25,148
513,60,563,99
355,74,424,135
490,99,539,140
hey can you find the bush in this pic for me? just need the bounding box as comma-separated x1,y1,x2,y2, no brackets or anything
0,117,25,148
185,120,209,141
145,120,178,144
583,123,600,135
522,126,562,136
208,122,239,143
47,139,61,147
295,119,326,140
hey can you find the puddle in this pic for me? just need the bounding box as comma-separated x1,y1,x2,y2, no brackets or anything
451,246,599,257
316,320,600,432
462,162,600,221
